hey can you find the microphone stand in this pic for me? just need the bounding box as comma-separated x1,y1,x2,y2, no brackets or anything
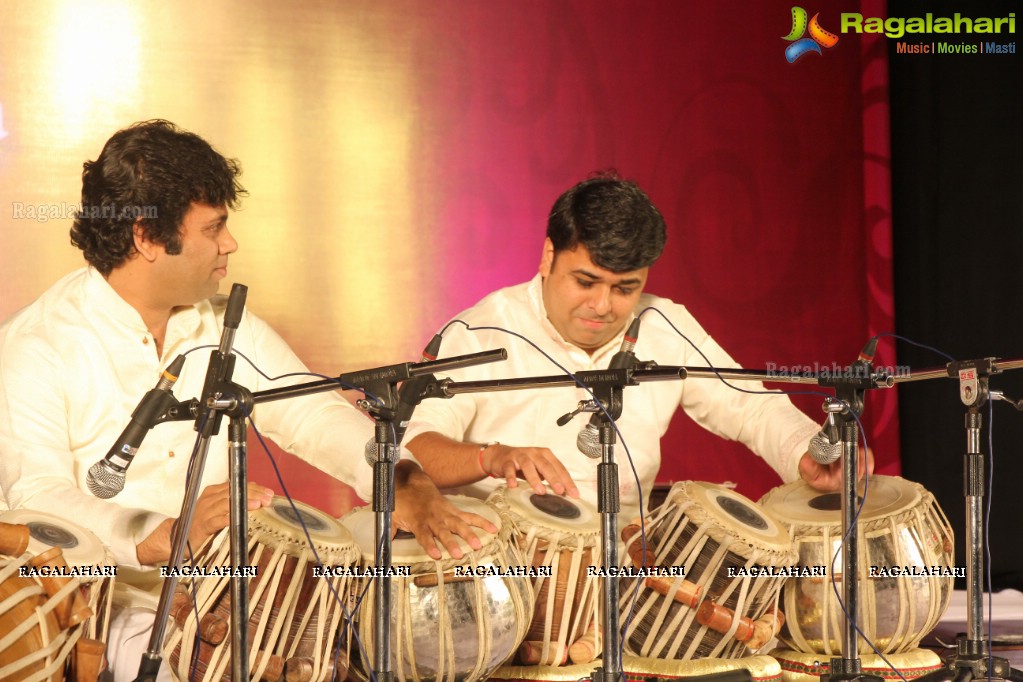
134,283,251,682
590,372,626,682
137,346,507,681
815,365,884,682
227,349,508,681
905,357,1023,682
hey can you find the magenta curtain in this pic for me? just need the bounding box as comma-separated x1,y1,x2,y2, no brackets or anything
250,0,898,511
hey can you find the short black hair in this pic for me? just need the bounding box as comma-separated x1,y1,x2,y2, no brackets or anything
546,173,666,272
70,120,246,275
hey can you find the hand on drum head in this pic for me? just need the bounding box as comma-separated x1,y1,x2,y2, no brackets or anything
393,461,499,560
797,447,874,491
480,443,580,499
136,482,275,565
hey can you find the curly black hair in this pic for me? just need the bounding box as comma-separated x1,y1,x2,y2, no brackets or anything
70,120,246,275
546,173,666,272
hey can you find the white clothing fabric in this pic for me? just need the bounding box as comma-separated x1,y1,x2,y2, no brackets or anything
0,267,375,568
404,275,819,516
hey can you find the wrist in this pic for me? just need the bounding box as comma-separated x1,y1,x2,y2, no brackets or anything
477,441,499,478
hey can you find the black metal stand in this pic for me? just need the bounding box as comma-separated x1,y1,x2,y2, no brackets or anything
814,367,883,682
248,351,507,681
134,284,251,682
916,358,1023,682
586,378,627,682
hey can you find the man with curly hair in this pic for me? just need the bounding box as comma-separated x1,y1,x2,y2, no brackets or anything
0,120,491,680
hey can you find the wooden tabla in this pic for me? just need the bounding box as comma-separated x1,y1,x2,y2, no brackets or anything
0,509,116,646
487,485,600,666
759,475,955,655
342,495,533,682
0,511,114,682
164,497,361,681
0,549,78,681
620,481,798,660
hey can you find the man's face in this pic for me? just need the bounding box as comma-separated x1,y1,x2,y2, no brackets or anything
538,238,649,353
153,202,237,306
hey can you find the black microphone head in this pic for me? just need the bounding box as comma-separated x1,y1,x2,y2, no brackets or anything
86,460,126,499
576,423,602,459
223,283,248,330
421,333,443,362
858,336,879,365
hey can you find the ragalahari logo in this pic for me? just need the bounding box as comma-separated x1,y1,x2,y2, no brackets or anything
783,7,839,62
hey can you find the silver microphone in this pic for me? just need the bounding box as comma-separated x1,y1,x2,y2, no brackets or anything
808,406,843,465
577,423,602,459
87,355,185,498
575,318,641,459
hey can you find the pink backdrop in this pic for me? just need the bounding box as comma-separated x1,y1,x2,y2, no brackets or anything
251,0,900,513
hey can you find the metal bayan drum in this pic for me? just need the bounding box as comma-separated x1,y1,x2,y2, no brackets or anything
620,481,798,660
487,485,600,666
758,475,955,655
165,497,361,681
343,495,533,682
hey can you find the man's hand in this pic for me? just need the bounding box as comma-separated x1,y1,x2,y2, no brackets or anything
136,482,274,565
798,447,874,492
406,432,580,498
479,443,580,498
393,461,498,561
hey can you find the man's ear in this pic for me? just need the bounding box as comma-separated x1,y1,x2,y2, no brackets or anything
132,220,159,262
539,237,555,278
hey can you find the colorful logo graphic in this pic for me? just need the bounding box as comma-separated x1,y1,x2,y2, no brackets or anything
783,7,839,62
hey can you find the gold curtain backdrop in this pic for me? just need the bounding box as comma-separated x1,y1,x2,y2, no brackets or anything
1,0,433,373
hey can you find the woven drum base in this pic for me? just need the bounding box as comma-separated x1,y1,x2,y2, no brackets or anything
771,648,942,682
490,654,782,682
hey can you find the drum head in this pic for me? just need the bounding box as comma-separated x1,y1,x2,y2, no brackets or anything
252,496,354,549
0,508,107,567
672,481,791,552
343,495,501,563
759,475,922,526
493,485,599,535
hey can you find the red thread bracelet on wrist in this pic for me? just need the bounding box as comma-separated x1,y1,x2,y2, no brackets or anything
478,441,498,478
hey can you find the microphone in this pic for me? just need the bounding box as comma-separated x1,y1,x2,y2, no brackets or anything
364,333,444,465
808,410,842,465
87,355,186,498
576,318,641,459
808,336,879,465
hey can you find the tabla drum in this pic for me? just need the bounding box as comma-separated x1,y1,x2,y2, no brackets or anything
619,481,798,660
487,485,600,666
164,497,361,681
759,475,955,655
342,495,533,682
771,647,943,682
0,509,116,646
0,548,77,681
